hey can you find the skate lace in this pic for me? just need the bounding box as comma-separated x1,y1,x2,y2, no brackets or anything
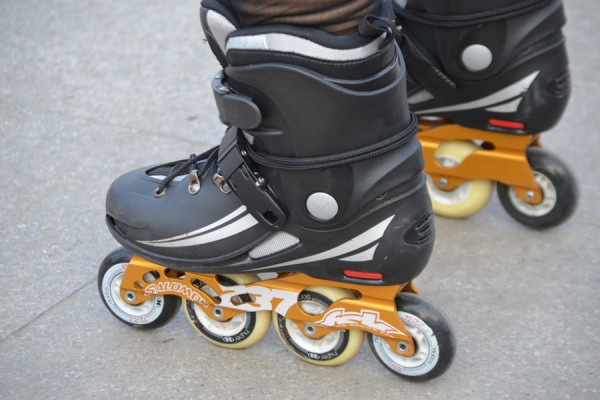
153,146,219,197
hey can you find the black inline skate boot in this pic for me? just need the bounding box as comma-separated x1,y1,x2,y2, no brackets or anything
99,0,455,381
107,2,432,285
393,0,578,228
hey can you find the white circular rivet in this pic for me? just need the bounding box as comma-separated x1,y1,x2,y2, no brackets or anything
306,192,338,221
461,44,493,72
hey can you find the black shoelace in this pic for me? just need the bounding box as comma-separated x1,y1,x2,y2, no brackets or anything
154,146,219,197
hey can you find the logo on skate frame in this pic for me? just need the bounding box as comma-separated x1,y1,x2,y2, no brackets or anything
315,308,404,336
145,281,209,307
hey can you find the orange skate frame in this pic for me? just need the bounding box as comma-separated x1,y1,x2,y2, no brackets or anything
118,254,421,357
417,119,543,204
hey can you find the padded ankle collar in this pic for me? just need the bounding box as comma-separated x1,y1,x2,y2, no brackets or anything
201,0,397,73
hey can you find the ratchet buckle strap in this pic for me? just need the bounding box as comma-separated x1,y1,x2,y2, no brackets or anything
217,126,287,230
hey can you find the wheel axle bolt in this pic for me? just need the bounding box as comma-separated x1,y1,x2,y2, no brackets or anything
526,191,535,200
125,291,136,303
397,341,409,353
212,307,224,319
439,178,448,187
304,324,316,337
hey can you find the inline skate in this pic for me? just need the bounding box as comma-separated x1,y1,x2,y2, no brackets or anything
394,0,578,228
98,0,455,381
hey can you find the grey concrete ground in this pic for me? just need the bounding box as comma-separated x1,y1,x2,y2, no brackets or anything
1,0,598,399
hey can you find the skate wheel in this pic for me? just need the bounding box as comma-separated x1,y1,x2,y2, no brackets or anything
184,274,271,349
426,141,494,218
368,293,455,381
497,147,578,229
273,286,364,366
98,248,181,328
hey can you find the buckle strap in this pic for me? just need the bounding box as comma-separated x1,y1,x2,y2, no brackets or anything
395,29,456,100
212,71,262,130
359,15,456,101
218,127,287,230
395,0,555,28
246,113,418,171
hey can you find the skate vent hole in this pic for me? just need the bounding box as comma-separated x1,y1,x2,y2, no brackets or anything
481,141,495,151
143,271,160,283
343,270,383,280
134,281,144,289
263,210,278,225
164,269,186,280
405,213,434,245
548,70,570,96
191,279,204,289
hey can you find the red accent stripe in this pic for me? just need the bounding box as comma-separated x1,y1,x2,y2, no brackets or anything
488,119,525,130
343,270,383,280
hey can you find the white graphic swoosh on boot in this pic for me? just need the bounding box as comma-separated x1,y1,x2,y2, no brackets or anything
226,32,385,62
339,243,380,262
484,97,523,113
248,215,394,270
138,206,257,247
411,70,539,113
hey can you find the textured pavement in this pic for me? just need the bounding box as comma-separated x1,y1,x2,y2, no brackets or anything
1,1,598,399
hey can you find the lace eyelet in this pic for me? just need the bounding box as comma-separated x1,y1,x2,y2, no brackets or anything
154,187,166,198
188,170,201,194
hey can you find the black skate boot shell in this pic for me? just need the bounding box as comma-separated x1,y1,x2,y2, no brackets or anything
392,0,577,228
394,0,570,134
106,1,434,286
99,0,457,382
